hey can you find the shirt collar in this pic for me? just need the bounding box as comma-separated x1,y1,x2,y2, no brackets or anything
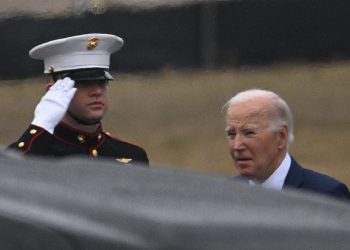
249,153,291,190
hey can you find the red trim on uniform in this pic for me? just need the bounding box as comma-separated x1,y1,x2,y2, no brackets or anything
93,135,105,150
103,132,144,150
59,122,102,136
53,134,90,150
22,130,46,155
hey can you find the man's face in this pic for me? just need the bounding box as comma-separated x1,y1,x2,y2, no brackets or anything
225,99,287,182
68,80,109,124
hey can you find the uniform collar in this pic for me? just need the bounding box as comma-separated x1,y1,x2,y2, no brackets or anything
54,122,104,148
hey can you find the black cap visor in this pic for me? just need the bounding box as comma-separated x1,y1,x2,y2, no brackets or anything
55,69,114,81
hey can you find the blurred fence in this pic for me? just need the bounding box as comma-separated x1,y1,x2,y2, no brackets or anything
1,0,350,79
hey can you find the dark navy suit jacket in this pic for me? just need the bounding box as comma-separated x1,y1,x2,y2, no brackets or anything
283,157,350,200
234,156,350,201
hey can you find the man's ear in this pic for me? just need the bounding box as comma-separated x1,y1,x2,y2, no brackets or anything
277,125,289,149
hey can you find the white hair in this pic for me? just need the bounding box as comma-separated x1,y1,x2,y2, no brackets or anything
223,89,294,145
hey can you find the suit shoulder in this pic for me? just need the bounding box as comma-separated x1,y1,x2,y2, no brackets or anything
302,168,342,186
289,158,346,189
301,167,350,198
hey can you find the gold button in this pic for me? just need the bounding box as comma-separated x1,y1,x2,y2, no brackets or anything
91,149,98,157
97,134,102,141
77,135,86,143
30,129,37,135
18,142,25,148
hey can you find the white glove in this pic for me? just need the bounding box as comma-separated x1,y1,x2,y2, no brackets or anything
32,77,77,134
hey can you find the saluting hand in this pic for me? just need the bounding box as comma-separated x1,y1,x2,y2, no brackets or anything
32,77,77,134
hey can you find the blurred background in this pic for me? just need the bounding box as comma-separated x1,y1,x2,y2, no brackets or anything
0,0,349,186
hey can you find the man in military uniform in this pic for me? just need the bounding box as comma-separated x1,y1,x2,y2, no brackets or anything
8,33,149,166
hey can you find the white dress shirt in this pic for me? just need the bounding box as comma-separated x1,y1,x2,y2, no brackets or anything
249,153,291,190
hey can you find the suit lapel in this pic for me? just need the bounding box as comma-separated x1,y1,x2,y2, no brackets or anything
283,157,304,189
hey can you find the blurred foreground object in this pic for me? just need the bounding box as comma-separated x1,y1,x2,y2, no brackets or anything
0,151,349,250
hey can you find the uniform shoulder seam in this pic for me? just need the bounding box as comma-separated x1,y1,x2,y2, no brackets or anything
103,132,144,149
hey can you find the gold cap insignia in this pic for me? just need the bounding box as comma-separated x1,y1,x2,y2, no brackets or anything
87,37,99,50
116,158,132,164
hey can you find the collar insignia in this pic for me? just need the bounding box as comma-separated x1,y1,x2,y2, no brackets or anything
116,158,132,164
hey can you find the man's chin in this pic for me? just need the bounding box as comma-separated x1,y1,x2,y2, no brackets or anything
235,160,253,169
87,112,105,122
79,114,103,125
86,117,103,124
235,163,254,177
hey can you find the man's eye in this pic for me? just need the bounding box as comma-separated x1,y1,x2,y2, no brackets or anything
243,130,255,136
226,130,236,138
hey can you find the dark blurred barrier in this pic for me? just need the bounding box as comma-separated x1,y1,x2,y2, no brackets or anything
1,0,350,79
0,151,349,250
216,0,350,66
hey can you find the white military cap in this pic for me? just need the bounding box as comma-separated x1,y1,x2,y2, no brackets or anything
29,33,124,79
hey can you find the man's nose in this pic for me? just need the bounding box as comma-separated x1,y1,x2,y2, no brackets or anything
232,134,245,150
89,84,103,96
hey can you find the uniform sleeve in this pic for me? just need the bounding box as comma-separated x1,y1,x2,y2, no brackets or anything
136,147,149,167
7,124,54,156
332,183,350,201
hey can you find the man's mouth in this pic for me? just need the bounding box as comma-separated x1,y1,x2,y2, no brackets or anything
234,157,252,165
88,101,104,109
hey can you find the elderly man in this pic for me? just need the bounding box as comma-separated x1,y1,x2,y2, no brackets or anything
223,88,349,200
8,33,148,166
